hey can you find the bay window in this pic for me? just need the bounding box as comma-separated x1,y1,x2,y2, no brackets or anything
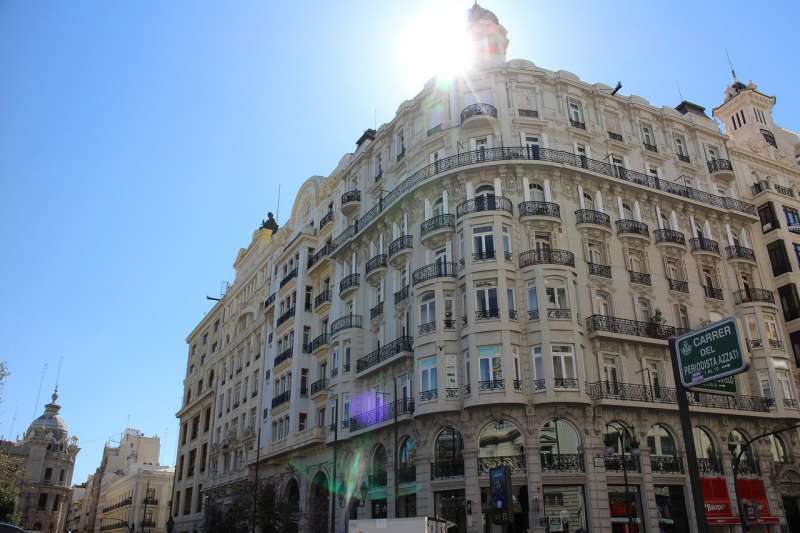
478,345,503,388
552,345,577,388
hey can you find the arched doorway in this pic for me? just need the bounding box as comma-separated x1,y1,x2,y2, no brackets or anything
397,437,417,518
369,445,387,518
308,471,330,531
284,478,300,533
478,420,528,533
433,428,466,532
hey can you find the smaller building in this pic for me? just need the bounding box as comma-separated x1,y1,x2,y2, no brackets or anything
0,389,79,533
64,483,86,532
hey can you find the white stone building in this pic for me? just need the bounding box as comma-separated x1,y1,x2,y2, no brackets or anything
173,4,800,533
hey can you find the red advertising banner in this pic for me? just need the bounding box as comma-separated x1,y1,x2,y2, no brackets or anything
736,478,779,525
701,478,738,525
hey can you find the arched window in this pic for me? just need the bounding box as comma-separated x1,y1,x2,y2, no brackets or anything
529,182,545,202
433,428,464,477
539,418,582,471
729,429,759,473
398,437,416,483
479,419,525,473
761,129,777,148
693,427,720,474
308,472,330,530
475,184,495,210
647,424,677,457
603,421,635,456
768,434,789,464
371,445,387,487
593,290,613,316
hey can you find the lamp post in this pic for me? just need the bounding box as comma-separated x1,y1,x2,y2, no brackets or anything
605,424,640,530
728,437,750,533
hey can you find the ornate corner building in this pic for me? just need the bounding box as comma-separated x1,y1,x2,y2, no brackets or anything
172,4,800,532
1,390,79,532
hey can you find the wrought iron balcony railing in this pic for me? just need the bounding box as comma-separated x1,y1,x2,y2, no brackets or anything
689,237,720,254
307,242,334,269
419,389,438,402
608,131,623,142
276,306,296,328
707,158,733,173
570,119,586,130
654,228,686,245
473,251,496,261
314,290,332,308
271,390,290,408
339,273,360,295
341,190,361,205
457,195,513,216
365,254,388,275
603,455,641,472
475,308,500,320
733,288,775,305
319,210,334,229
651,455,684,474
394,285,409,304
356,336,414,373
418,321,435,335
369,301,384,320
412,262,457,285
677,153,691,163
667,278,689,293
697,457,723,474
310,333,329,352
643,142,658,153
478,379,505,391
280,267,298,288
726,245,756,261
519,248,575,268
629,271,651,286
420,213,456,235
519,200,560,218
575,209,611,227
349,397,415,432
703,285,724,300
460,102,497,123
588,262,612,278
327,146,754,256
554,377,578,389
540,453,584,472
389,235,413,256
586,315,683,340
274,347,293,367
478,455,526,474
330,314,362,335
547,308,571,320
310,378,326,395
616,219,649,236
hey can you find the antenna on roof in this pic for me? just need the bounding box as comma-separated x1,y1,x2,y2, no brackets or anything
676,81,684,101
725,49,738,82
276,184,281,224
54,355,63,392
32,363,47,418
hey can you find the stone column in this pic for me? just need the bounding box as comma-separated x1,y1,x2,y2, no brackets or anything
462,448,482,533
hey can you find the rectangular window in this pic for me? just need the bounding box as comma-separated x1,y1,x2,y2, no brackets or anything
475,286,499,316
532,346,544,389
527,282,539,316
472,225,495,259
778,284,800,322
478,345,503,383
507,288,516,314
674,134,688,157
567,98,584,125
759,202,779,232
768,240,791,276
758,370,773,401
501,225,512,259
299,412,307,431
420,356,438,394
785,207,800,227
551,345,577,387
777,368,796,402
545,284,568,309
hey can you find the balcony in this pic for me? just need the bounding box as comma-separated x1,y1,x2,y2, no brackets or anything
280,267,298,289
388,235,413,268
314,290,332,311
570,119,586,130
276,306,296,328
412,262,457,286
725,245,756,263
456,195,513,217
608,131,623,142
733,288,775,305
418,321,435,335
615,219,649,241
629,271,651,286
667,278,689,293
310,378,327,396
776,184,795,198
307,242,334,271
420,214,455,246
698,457,723,475
703,285,724,300
519,248,575,268
575,209,611,232
554,377,578,389
643,142,658,153
271,390,290,408
339,273,360,297
588,262,612,278
431,461,464,479
264,292,276,309
707,158,734,177
419,389,438,402
586,315,684,341
586,380,770,412
687,390,771,412
475,308,501,321
654,228,686,248
369,301,384,321
689,237,720,256
341,190,361,216
274,346,293,367
365,254,388,285
519,201,561,224
651,455,684,474
460,102,497,125
677,153,691,164
478,455,526,474
310,333,329,353
473,251,496,262
330,314,362,336
319,210,334,230
356,336,414,374
478,379,505,391
540,453,584,473
519,108,539,118
328,147,755,256
394,285,410,305
349,397,414,433
604,455,641,472
547,308,571,320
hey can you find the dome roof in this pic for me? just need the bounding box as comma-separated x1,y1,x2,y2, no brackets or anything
467,2,499,25
26,389,68,441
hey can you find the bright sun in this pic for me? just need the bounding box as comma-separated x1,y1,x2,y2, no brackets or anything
396,4,474,89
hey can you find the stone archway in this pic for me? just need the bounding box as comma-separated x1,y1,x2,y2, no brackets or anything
307,471,330,532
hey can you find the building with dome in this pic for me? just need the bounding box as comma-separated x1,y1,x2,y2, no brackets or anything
1,389,79,532
173,4,800,532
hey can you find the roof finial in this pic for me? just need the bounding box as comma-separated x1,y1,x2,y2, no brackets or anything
51,386,59,404
725,48,738,82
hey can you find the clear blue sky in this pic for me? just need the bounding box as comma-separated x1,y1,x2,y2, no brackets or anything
1,0,798,483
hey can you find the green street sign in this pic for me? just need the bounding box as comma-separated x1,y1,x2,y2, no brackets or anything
676,318,747,388
691,375,737,395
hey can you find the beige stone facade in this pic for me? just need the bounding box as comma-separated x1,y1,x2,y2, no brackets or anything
174,4,800,533
1,390,79,533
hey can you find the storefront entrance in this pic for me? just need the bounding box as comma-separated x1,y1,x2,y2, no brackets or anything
608,485,644,533
435,489,466,532
480,485,529,532
541,485,587,532
654,485,689,532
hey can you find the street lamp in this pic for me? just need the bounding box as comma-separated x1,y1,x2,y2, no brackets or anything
604,424,640,530
359,482,368,507
728,437,750,533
